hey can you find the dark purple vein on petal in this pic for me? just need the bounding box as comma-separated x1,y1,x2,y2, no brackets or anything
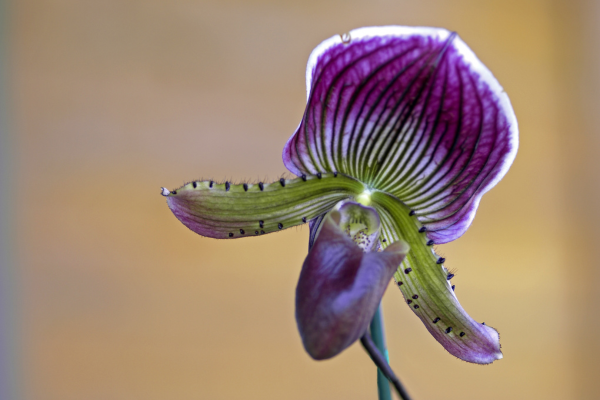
328,43,419,165
374,50,450,191
315,41,401,174
345,83,385,176
419,108,503,228
301,95,323,174
366,33,457,185
401,72,474,206
403,67,488,212
346,44,436,178
330,83,354,172
328,47,432,177
389,73,465,198
397,61,471,204
342,46,426,179
339,46,422,178
373,63,445,188
288,110,316,175
378,65,451,193
357,50,439,184
426,151,504,231
393,121,455,196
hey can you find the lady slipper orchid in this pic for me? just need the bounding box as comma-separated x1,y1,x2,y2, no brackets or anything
163,26,517,368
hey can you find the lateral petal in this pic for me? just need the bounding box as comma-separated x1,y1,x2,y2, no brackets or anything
372,190,502,364
165,173,364,239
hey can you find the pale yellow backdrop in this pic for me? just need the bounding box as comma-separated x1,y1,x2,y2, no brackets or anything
8,0,600,399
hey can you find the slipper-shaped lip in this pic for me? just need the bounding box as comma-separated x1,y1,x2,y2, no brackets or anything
296,203,408,360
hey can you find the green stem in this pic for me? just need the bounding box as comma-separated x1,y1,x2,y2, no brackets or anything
361,333,412,400
370,304,392,400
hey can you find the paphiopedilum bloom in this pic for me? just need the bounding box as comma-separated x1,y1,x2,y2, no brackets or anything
163,26,517,365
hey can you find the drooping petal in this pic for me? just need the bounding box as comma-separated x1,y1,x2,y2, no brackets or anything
296,204,408,360
165,173,364,239
283,26,518,243
371,190,502,364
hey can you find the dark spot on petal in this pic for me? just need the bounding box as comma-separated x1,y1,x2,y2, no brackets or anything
259,182,264,191
192,181,197,188
171,190,177,195
409,210,415,216
445,327,453,334
260,230,265,234
404,268,412,274
482,322,486,325
279,178,286,187
278,223,283,229
419,227,427,233
382,239,387,242
243,183,248,192
316,172,322,179
437,257,445,264
225,182,230,191
407,300,412,304
259,220,264,228
433,317,440,324
452,285,455,291
460,332,465,337
301,174,307,181
412,295,418,299
239,229,245,235
413,305,419,309
334,172,338,177
397,281,403,286
255,231,259,235
209,180,214,188
302,217,307,223
427,240,434,246
447,273,454,280
228,233,233,237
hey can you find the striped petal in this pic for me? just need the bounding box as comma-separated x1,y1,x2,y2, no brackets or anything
165,173,364,239
283,26,518,243
296,205,408,360
371,190,502,364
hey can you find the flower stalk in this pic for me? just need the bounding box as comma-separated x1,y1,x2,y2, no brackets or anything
363,305,412,400
370,305,393,400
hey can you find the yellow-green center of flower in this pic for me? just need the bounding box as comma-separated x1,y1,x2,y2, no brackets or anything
355,189,372,206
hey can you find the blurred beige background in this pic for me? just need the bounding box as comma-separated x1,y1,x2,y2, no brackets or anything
5,0,600,399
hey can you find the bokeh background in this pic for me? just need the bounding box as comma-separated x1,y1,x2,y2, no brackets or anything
1,0,599,399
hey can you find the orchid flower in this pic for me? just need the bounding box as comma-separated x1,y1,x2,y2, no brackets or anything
162,25,517,381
